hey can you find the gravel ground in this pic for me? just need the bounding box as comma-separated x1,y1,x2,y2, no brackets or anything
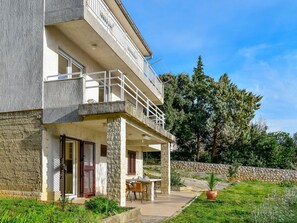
182,178,229,192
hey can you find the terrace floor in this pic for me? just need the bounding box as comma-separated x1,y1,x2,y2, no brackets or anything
125,190,200,223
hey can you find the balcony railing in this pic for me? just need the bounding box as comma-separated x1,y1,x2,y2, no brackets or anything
46,70,165,128
85,0,163,96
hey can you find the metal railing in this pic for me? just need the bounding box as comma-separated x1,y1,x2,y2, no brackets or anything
85,0,163,96
85,70,165,127
46,72,83,81
45,70,165,128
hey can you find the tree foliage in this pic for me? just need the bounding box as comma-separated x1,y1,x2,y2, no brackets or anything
158,56,297,169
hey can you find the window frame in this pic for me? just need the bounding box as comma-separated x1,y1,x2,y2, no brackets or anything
58,49,84,77
127,150,136,175
100,144,107,157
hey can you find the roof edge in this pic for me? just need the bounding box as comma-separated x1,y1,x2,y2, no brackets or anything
115,0,153,56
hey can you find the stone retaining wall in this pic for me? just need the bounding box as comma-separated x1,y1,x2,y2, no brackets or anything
171,161,297,182
0,110,43,197
102,207,142,223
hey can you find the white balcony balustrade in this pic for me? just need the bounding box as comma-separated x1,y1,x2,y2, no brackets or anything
46,70,165,128
85,0,163,96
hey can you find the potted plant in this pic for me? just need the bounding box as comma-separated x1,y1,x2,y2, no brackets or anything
206,172,218,200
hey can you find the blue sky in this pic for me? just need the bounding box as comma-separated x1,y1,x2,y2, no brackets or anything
122,0,297,134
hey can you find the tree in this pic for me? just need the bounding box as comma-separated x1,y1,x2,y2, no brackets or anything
191,56,212,161
221,120,297,169
207,74,262,162
160,56,262,163
160,73,194,160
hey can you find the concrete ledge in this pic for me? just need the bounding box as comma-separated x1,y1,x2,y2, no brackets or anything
43,106,81,123
102,207,142,223
45,0,84,25
79,101,175,142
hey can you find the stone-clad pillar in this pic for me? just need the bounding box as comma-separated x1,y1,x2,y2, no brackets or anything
161,143,171,194
107,117,126,206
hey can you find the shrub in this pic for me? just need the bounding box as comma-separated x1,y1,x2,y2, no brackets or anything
228,162,240,180
251,187,297,223
85,197,124,217
279,180,295,188
171,170,183,187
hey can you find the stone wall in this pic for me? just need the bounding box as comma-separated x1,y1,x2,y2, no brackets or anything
106,117,126,206
102,208,142,223
0,110,43,197
171,161,297,182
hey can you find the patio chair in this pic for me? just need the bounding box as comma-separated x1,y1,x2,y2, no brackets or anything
126,182,134,202
131,182,147,203
154,180,161,198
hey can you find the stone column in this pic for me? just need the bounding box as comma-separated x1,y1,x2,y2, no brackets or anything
107,117,126,206
161,143,171,194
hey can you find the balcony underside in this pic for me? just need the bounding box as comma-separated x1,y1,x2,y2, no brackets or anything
43,101,175,144
50,20,162,105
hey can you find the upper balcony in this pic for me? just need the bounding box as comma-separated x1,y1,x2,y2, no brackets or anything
45,0,163,104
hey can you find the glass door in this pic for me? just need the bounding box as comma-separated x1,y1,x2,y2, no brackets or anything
65,141,78,198
80,142,96,197
60,136,79,199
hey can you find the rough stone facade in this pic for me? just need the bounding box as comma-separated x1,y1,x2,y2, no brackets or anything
102,208,142,223
107,117,126,206
0,110,43,197
161,143,171,194
171,161,297,182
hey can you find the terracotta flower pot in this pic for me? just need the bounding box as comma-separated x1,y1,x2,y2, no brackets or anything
206,190,218,200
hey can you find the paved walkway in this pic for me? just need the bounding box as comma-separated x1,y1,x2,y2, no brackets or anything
72,179,229,222
125,191,200,223
125,179,229,222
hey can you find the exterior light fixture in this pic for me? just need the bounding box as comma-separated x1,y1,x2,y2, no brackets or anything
142,134,151,140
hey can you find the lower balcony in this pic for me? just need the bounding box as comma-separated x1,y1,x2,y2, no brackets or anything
44,70,165,128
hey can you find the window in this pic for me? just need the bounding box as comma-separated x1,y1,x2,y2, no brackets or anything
128,151,136,175
101,145,107,157
58,49,84,79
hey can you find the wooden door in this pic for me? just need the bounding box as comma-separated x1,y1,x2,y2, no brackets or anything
60,135,66,199
80,142,96,197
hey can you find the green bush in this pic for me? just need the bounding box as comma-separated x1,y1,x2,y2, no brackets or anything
228,162,241,180
251,187,297,223
279,180,295,188
171,170,183,187
85,197,125,216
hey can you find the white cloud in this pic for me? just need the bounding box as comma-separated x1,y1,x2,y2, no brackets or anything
238,44,273,60
265,118,297,134
231,48,297,133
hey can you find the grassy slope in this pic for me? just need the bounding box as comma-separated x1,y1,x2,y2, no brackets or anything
167,181,285,223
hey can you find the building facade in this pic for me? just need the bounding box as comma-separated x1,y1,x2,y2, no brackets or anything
0,0,175,206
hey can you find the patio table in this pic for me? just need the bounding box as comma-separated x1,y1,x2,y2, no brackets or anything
136,178,161,201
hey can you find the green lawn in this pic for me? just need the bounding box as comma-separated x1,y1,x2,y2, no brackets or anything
167,181,288,223
0,197,126,223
